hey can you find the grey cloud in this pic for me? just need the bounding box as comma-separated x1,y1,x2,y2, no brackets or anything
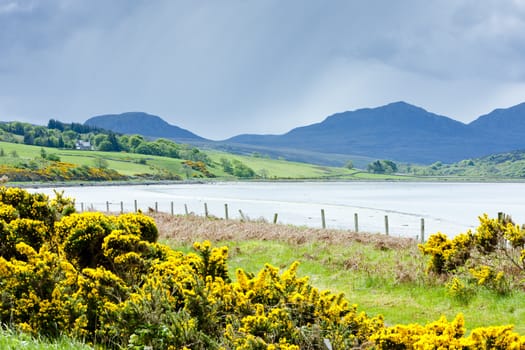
1,0,525,139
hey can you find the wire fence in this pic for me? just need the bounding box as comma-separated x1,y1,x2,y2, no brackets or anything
78,199,428,242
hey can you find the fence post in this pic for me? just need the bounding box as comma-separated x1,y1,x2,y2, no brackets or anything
134,199,138,212
321,209,326,229
155,202,158,213
384,215,389,235
106,201,109,213
224,204,229,220
120,201,124,214
354,213,359,232
239,209,246,221
204,203,209,217
80,202,84,212
184,204,189,215
420,218,425,243
273,213,278,224
171,201,174,216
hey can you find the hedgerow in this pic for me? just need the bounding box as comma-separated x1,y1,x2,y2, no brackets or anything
0,187,524,349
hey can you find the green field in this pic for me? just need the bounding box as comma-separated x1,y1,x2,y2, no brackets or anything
0,141,417,181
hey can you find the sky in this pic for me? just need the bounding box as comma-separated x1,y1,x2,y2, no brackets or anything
1,0,525,140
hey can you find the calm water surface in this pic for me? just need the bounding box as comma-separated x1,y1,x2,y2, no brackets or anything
31,182,525,238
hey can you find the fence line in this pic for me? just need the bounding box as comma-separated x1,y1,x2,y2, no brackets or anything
76,199,428,242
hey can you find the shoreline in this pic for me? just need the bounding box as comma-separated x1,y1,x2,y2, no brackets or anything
9,175,525,189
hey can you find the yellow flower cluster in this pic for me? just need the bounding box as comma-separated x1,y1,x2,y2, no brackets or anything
0,162,125,182
0,203,17,222
372,314,525,349
420,213,524,288
419,231,474,274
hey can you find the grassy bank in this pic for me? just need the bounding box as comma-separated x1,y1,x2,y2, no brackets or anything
154,213,525,334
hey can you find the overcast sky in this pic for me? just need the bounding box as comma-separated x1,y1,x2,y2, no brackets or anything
1,0,525,140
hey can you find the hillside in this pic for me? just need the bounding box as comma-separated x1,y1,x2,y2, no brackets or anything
0,140,373,183
410,148,525,178
468,102,525,151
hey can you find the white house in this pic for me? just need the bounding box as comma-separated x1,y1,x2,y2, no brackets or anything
75,140,93,150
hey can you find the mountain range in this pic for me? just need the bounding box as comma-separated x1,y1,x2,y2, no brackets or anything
84,101,525,165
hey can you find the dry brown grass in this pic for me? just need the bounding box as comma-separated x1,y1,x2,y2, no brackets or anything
150,213,416,250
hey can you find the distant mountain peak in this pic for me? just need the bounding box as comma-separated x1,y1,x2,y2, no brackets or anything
85,112,205,141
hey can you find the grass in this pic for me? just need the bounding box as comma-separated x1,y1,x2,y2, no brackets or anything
0,327,92,350
206,150,353,179
206,149,418,180
155,213,525,334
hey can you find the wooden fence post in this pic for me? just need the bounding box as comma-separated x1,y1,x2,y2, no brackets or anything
155,202,158,213
106,201,109,213
239,209,246,221
420,218,425,243
171,201,174,216
384,215,389,235
204,203,209,217
354,213,359,232
80,202,84,212
184,204,189,215
321,209,326,229
224,204,229,220
120,201,123,214
273,213,278,224
134,199,138,212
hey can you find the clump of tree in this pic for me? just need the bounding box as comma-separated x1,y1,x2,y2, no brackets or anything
220,158,256,178
0,121,93,149
367,160,398,174
40,148,60,162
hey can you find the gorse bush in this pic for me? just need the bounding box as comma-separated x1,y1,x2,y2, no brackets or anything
0,187,524,349
419,213,525,298
0,162,126,182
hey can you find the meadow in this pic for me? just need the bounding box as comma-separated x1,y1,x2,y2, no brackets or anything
0,140,414,181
